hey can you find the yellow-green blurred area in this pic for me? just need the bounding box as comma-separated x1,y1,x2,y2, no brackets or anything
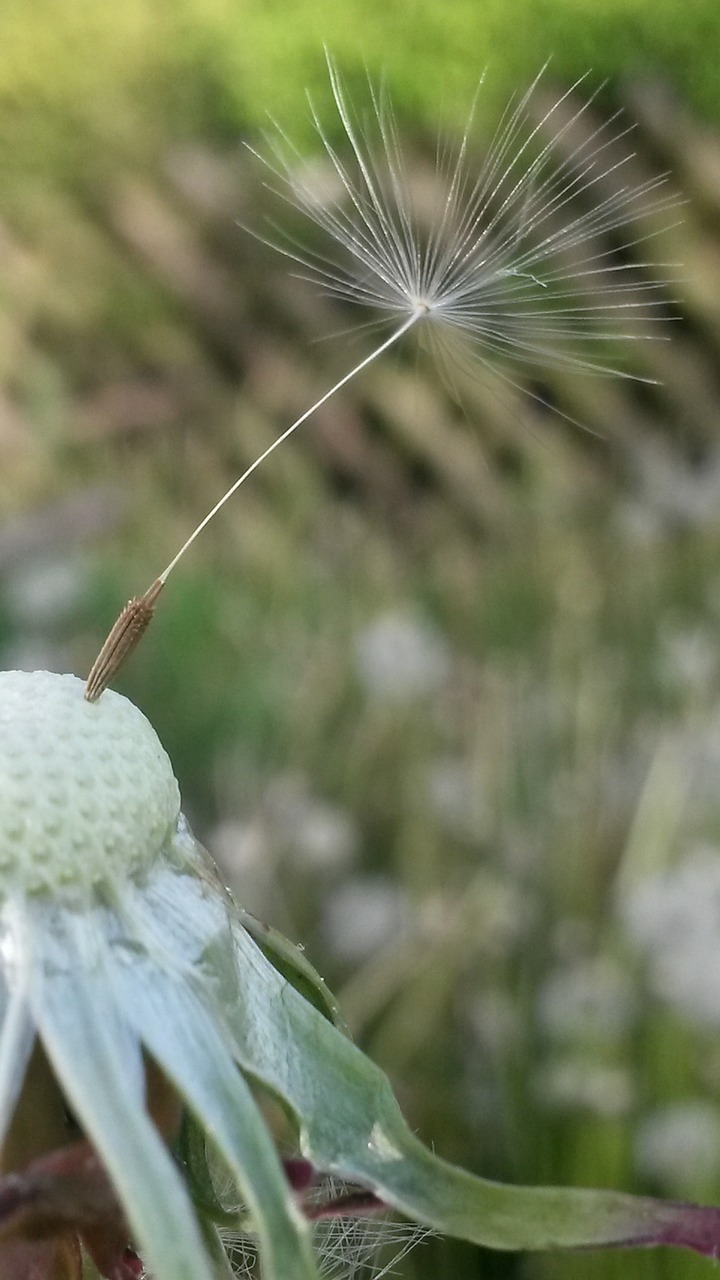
4,2,720,1278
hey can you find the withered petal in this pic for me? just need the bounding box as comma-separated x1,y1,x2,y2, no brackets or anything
0,1142,137,1280
0,1235,82,1280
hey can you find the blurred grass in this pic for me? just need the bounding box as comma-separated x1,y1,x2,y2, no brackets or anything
2,4,720,1279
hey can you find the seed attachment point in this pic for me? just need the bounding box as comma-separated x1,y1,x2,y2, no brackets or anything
85,579,164,702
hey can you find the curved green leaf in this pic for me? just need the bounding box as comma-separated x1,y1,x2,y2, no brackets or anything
112,840,720,1262
223,919,720,1260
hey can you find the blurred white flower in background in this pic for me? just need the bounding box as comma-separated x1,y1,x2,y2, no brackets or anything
322,876,409,963
354,610,450,701
634,1102,720,1198
260,775,359,874
208,775,359,917
467,990,521,1057
537,957,637,1043
620,845,720,1025
426,756,491,843
0,555,89,675
4,556,87,629
657,718,720,825
657,623,717,695
535,1059,634,1118
207,818,276,918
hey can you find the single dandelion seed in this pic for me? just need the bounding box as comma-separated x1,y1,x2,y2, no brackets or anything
85,57,677,697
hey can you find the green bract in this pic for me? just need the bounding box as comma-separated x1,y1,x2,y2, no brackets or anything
1,669,720,1280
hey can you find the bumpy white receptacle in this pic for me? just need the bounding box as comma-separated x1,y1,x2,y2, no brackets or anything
0,670,180,894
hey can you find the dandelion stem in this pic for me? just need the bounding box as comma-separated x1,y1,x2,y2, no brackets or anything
158,311,421,585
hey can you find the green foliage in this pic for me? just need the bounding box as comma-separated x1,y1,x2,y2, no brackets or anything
0,0,719,173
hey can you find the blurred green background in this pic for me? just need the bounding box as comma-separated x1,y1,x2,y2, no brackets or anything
3,1,720,1277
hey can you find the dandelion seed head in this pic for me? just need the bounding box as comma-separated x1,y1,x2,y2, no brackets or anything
0,670,178,895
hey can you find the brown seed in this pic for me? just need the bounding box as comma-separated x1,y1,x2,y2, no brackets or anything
84,580,163,702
